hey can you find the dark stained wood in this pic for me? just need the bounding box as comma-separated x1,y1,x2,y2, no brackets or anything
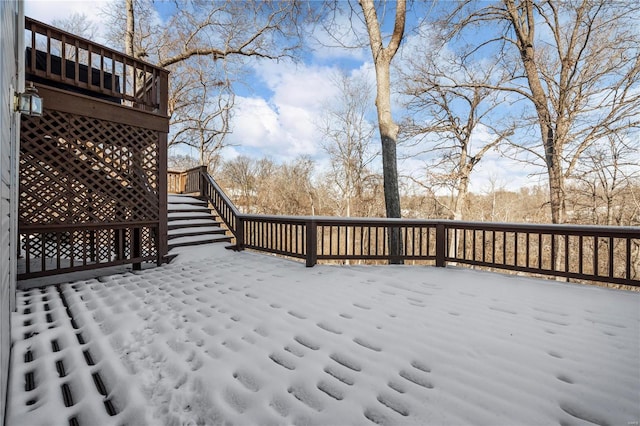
176,166,640,287
25,17,169,114
19,19,169,280
35,85,168,132
158,131,168,264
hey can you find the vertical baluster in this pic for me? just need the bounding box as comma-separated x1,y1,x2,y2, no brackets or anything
564,234,569,274
551,233,556,271
491,230,496,264
578,235,583,275
462,229,467,260
626,238,631,281
41,233,46,273
538,233,542,269
24,234,30,274
30,25,36,74
383,227,388,257
593,236,599,277
608,236,614,280
100,49,105,91
132,61,138,103
46,29,52,77
74,40,80,85
87,43,93,87
69,231,74,268
344,225,348,257
502,231,506,265
61,35,67,81
56,232,61,270
112,54,117,97
482,230,486,263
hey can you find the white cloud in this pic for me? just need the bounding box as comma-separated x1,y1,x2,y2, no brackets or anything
255,60,341,109
25,0,112,42
228,62,349,162
228,95,318,161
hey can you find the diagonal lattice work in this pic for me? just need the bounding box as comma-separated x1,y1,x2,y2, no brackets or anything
19,109,162,278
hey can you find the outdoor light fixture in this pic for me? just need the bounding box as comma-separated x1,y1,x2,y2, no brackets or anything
16,83,42,117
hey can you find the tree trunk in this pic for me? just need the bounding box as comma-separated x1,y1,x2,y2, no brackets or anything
547,151,566,224
505,0,566,224
125,0,135,57
359,0,406,264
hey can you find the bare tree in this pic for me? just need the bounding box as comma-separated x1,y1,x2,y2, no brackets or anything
125,0,135,56
401,27,515,221
358,0,406,262
568,135,640,226
167,154,199,172
106,0,311,167
318,70,378,218
108,0,308,65
446,0,640,223
51,13,98,39
169,58,234,171
269,157,317,216
221,156,257,214
221,156,317,216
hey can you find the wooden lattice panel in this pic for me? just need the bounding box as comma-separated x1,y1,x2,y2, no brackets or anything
19,107,163,278
20,110,159,225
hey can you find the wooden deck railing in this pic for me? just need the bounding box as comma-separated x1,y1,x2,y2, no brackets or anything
169,167,640,286
25,17,169,113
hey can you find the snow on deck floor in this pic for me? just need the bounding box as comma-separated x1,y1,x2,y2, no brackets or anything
7,244,640,426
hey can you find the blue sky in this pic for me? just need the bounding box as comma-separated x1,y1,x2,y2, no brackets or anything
24,0,541,193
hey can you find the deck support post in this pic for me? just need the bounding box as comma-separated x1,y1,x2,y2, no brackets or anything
436,223,446,268
235,217,245,251
306,220,317,267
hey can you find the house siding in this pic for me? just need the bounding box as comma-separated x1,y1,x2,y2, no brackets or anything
1,1,21,424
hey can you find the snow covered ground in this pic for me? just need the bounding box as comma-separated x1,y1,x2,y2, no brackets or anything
7,243,640,426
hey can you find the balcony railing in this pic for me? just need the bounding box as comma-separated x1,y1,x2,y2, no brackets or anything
25,17,168,114
169,167,640,287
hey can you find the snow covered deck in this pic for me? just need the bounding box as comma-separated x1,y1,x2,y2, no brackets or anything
7,244,640,425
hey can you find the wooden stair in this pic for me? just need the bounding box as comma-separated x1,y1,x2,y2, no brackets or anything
168,194,232,249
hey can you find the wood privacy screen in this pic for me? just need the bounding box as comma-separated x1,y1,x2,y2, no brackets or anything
19,18,168,279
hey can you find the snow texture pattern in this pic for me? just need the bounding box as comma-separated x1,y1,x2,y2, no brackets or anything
7,244,640,426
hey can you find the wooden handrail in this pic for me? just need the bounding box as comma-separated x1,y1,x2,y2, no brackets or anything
174,168,640,286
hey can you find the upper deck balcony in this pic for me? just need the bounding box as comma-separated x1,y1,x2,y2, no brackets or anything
24,17,168,115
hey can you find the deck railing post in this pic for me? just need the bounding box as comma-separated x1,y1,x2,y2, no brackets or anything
306,219,317,267
436,223,446,267
133,226,141,270
235,217,245,251
199,165,208,198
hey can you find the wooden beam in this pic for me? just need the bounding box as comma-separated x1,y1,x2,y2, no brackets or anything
34,83,169,133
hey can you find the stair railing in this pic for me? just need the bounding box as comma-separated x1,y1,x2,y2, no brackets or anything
200,170,243,249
